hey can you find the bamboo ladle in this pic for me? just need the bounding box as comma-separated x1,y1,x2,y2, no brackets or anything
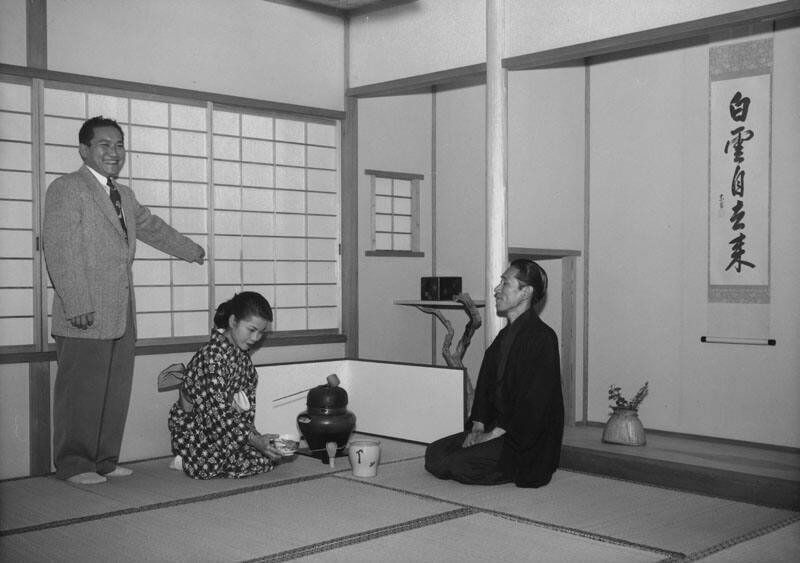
272,373,340,402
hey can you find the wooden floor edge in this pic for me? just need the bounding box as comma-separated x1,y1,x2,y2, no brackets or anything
560,445,800,512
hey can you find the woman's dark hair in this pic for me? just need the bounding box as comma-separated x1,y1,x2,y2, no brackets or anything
79,116,125,146
509,258,548,304
213,291,273,329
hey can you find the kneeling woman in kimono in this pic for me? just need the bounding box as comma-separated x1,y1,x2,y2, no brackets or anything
169,292,283,479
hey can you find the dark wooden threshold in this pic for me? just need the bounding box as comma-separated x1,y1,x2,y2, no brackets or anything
0,331,346,365
560,426,800,511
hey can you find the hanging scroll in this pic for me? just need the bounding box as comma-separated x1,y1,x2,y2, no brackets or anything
707,38,773,343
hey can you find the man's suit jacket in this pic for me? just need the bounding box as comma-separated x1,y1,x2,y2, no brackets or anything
43,165,203,340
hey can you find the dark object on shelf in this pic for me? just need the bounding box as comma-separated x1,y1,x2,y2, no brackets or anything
296,380,356,464
421,276,462,301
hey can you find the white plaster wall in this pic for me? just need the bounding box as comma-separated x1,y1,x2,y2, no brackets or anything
508,0,786,57
349,0,485,87
357,94,433,365
0,0,26,66
432,84,487,387
429,71,586,416
508,65,587,422
358,71,588,414
46,0,345,110
588,47,685,433
508,66,586,252
587,25,800,447
369,76,586,409
119,353,190,463
348,0,784,88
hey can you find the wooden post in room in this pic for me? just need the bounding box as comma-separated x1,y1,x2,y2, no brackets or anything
27,0,51,475
29,362,51,475
342,96,359,358
485,0,508,345
509,248,580,426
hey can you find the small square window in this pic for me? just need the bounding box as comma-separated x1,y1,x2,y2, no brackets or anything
365,170,423,257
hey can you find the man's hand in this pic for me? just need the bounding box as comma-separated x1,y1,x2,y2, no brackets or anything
462,422,505,448
68,312,94,329
462,421,485,448
462,430,481,448
192,247,206,265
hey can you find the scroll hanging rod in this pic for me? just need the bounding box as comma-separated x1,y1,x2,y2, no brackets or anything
700,336,776,346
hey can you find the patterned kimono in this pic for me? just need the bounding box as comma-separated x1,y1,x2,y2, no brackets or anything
168,330,274,479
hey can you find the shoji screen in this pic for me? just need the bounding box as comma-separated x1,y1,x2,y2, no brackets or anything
0,78,341,353
0,80,34,347
211,110,340,332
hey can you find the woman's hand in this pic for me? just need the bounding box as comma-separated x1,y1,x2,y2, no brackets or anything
248,432,283,462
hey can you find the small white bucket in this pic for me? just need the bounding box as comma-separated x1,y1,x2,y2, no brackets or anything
348,439,381,477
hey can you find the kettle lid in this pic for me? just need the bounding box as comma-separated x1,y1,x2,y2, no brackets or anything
306,384,348,408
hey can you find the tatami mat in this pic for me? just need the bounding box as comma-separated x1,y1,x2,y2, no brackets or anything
0,475,456,562
338,458,798,557
1,456,326,534
292,511,666,563
1,436,798,562
0,434,421,534
689,519,800,562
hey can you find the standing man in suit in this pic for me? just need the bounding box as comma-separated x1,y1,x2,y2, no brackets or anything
43,116,205,485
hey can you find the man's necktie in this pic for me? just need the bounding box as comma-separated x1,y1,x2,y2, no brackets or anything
107,177,128,239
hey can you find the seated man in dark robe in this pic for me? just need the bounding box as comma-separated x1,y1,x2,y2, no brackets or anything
425,259,564,488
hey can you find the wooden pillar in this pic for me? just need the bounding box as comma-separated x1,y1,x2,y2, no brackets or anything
27,0,52,476
342,96,359,358
26,0,47,69
561,256,577,425
485,0,507,345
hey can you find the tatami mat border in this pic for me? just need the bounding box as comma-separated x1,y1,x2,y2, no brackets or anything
244,507,477,563
6,454,796,561
332,473,683,560
664,512,800,563
0,472,332,537
0,455,426,537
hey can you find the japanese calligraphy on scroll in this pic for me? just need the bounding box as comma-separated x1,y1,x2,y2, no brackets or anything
709,40,772,299
706,38,772,340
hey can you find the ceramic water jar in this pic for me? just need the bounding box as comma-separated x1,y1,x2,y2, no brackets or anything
348,439,381,477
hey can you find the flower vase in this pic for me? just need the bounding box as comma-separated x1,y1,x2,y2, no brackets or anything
602,407,646,446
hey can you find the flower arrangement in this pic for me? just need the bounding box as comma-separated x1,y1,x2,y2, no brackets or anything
608,381,649,411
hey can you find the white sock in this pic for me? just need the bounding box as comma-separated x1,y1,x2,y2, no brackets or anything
169,455,183,471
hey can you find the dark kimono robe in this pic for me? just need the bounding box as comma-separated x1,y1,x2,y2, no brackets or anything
470,309,564,487
425,309,564,488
